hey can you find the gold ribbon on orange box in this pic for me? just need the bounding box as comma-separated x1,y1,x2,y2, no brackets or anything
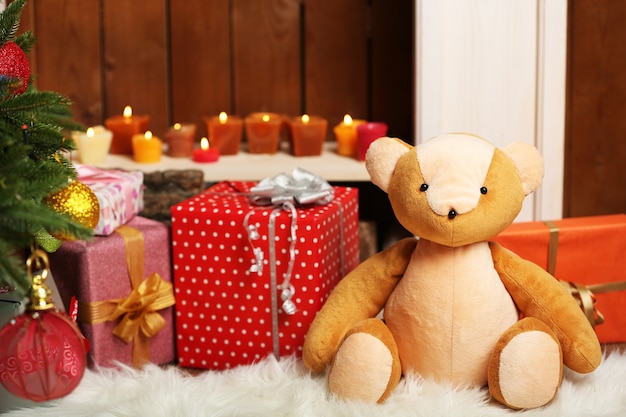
544,220,626,328
561,280,626,328
78,225,175,368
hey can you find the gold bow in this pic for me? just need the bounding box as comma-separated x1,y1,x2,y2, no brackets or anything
561,280,626,328
79,225,175,368
545,221,626,328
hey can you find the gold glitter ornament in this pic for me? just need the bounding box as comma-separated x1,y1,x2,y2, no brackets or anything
45,180,100,240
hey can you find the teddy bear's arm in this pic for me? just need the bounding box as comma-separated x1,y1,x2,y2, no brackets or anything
489,241,602,373
302,237,418,373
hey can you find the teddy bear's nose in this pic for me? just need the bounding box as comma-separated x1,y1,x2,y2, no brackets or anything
448,209,457,219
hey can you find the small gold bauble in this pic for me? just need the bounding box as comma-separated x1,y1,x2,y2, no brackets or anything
45,180,100,239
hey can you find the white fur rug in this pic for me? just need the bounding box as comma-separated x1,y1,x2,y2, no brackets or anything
3,352,626,417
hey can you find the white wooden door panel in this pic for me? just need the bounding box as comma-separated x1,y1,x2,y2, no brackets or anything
415,0,567,221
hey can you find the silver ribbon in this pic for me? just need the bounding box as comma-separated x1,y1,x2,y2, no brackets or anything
244,168,335,359
248,167,335,206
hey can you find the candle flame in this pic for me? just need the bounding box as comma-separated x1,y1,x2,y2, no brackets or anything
145,131,153,139
123,106,132,118
301,114,310,124
173,123,182,130
343,114,353,125
262,114,270,122
219,112,228,124
87,127,95,137
201,137,209,151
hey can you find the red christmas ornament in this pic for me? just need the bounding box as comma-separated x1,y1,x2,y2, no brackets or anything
0,310,87,401
0,41,30,96
0,250,87,402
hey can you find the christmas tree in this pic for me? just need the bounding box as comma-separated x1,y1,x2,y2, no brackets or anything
0,0,96,299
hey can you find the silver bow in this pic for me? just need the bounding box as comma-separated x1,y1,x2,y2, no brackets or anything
248,167,334,206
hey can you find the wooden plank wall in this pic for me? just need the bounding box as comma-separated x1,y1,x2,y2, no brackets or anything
565,0,626,217
15,0,413,144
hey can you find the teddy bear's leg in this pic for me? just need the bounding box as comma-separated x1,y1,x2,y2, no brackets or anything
488,317,563,409
327,318,401,404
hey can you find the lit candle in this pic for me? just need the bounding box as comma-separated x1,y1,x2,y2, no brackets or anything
165,122,196,157
244,112,283,154
204,111,243,155
105,106,150,155
192,137,220,163
289,114,328,157
356,122,388,161
132,130,163,163
333,114,366,157
72,125,113,164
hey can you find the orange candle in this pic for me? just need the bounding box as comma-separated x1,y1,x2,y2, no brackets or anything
132,130,162,163
105,106,150,155
333,114,366,157
204,112,243,155
192,137,220,163
289,114,328,157
244,112,283,154
165,122,196,157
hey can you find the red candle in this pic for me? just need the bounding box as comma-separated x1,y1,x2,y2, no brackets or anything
357,122,388,161
105,106,150,155
193,137,219,163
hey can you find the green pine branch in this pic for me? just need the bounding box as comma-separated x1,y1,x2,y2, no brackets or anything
14,29,35,54
0,0,24,46
0,0,93,299
0,247,29,295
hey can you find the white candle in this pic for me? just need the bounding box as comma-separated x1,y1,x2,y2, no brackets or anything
73,125,113,165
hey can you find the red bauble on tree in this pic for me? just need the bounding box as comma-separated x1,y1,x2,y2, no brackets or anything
0,41,30,96
0,250,87,402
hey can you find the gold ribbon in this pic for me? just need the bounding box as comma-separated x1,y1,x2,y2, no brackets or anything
560,280,626,328
545,220,626,328
544,220,559,275
78,225,175,368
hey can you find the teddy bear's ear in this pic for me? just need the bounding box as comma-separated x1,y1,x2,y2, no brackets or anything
365,137,413,193
502,141,545,195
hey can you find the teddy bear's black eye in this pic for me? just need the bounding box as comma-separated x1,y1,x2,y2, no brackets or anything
420,183,428,192
480,186,488,195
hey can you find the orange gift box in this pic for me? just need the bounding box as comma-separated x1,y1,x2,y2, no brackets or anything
492,214,626,343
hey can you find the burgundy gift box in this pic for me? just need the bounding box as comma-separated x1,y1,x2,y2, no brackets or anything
49,216,176,368
171,180,360,369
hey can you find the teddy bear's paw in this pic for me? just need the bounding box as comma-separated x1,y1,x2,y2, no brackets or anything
488,317,563,409
327,318,401,404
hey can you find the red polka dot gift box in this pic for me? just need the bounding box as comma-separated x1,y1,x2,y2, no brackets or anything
171,171,359,369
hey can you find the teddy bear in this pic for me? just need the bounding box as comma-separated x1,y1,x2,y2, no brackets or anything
302,132,602,409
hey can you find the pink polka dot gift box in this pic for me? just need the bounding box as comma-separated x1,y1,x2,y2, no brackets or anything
49,216,176,369
171,172,360,370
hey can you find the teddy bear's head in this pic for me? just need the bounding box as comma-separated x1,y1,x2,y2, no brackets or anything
365,133,544,247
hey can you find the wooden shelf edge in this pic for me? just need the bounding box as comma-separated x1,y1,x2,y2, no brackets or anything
80,142,370,183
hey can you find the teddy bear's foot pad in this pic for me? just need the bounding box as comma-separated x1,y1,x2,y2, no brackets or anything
327,318,400,403
489,317,562,409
